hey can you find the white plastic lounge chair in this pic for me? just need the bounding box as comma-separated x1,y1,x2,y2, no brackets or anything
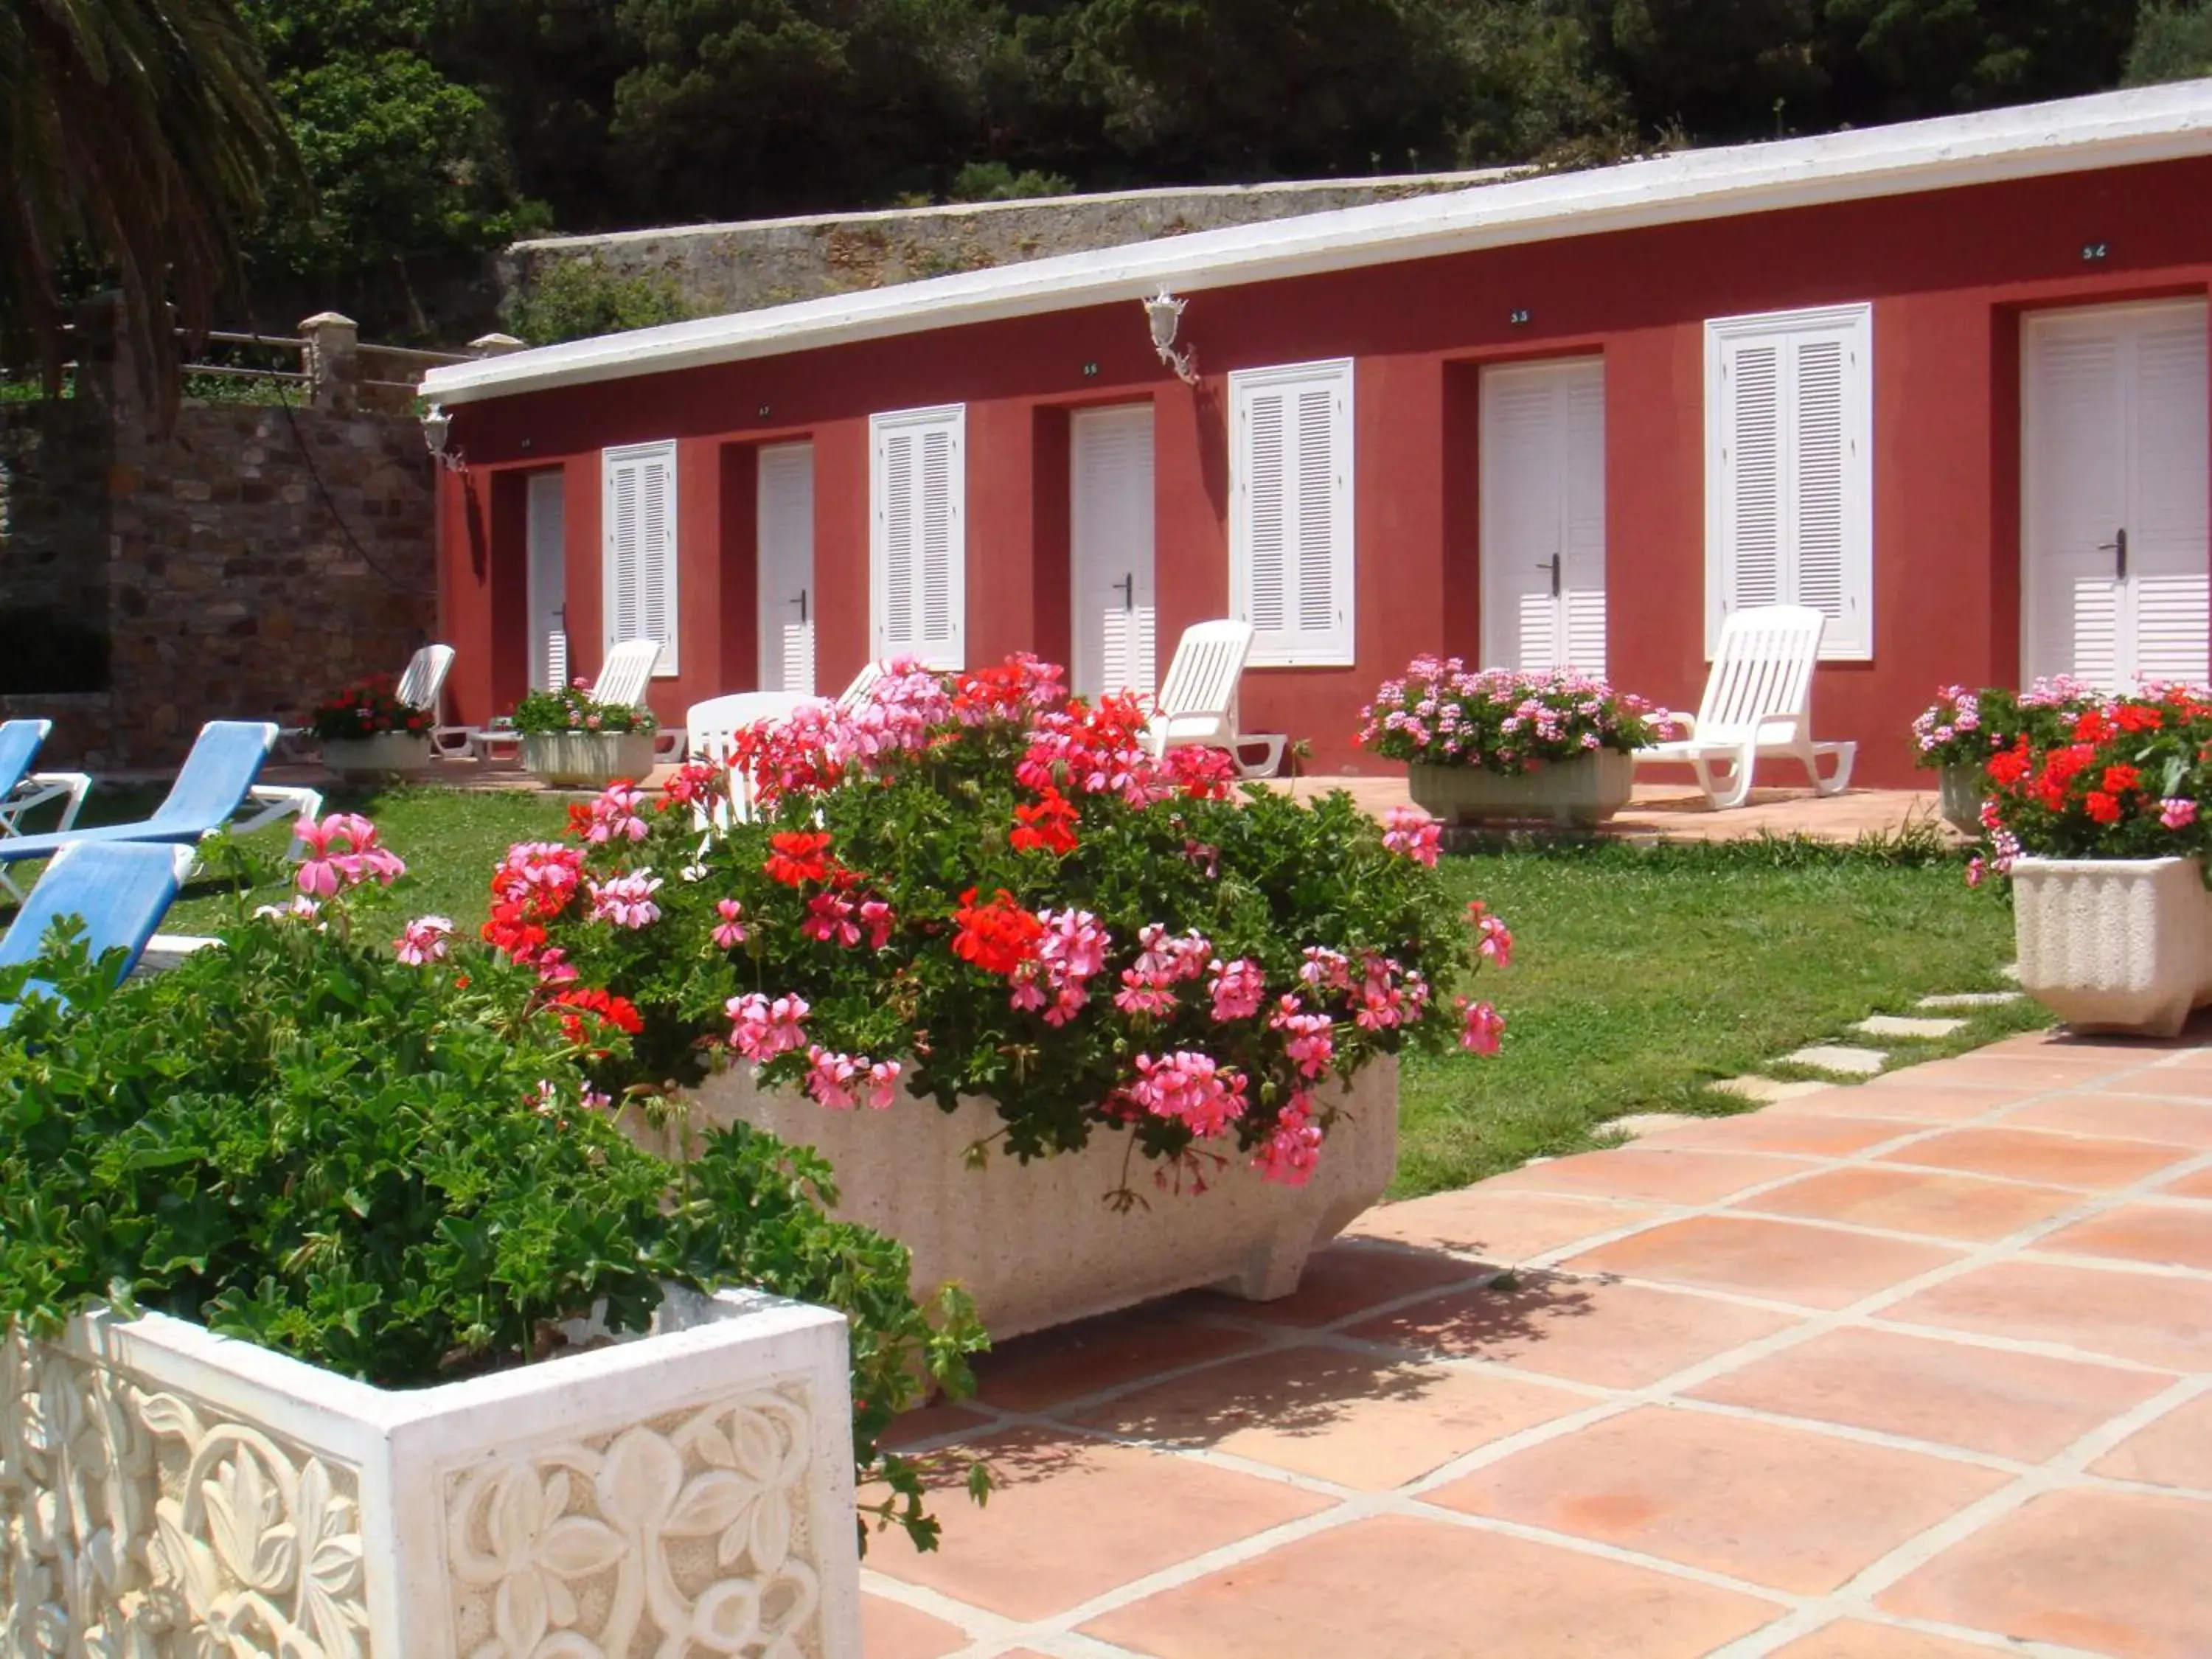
0,723,316,883
685,691,818,831
836,661,886,710
470,638,665,765
1632,604,1857,810
0,719,91,841
0,841,198,1026
1142,620,1287,779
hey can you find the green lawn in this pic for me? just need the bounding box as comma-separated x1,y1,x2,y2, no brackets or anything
16,784,2038,1199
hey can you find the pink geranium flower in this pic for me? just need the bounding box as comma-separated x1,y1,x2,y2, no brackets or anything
1381,805,1441,867
1457,997,1505,1055
582,781,650,844
712,898,748,950
586,870,663,929
1208,957,1267,1022
725,992,810,1062
2160,797,2199,831
393,914,454,966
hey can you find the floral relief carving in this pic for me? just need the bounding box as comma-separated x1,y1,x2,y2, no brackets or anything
444,1384,821,1659
0,1325,369,1658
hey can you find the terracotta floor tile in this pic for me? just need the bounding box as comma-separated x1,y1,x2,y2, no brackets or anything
881,1401,998,1450
1082,1513,1781,1658
1769,1618,2018,1658
2154,1166,2212,1200
1633,1113,1918,1157
1346,1189,1663,1261
1560,1215,1961,1310
2089,1392,2212,1489
1070,1342,1590,1490
1686,1326,2173,1461
872,1427,1332,1621
1480,1146,1811,1205
1775,1083,2014,1123
1879,1487,2212,1658
2114,1067,2212,1100
1429,1406,2006,1593
1192,1241,1484,1328
1871,1057,2072,1093
1878,1127,2192,1189
1345,1273,1802,1388
860,1594,972,1659
2003,1093,2212,1148
1732,1166,2082,1242
1970,1031,2170,1065
1879,1261,2212,1370
970,1303,1265,1411
2037,1203,2212,1273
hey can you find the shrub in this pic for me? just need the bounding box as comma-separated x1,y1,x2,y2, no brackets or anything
512,678,658,734
1357,658,1663,774
491,656,1506,1196
947,161,1074,201
0,823,983,1550
1969,684,2212,883
310,673,434,740
504,258,692,347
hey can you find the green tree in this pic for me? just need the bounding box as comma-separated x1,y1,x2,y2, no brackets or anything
1818,0,2138,125
0,0,303,410
2126,0,2212,83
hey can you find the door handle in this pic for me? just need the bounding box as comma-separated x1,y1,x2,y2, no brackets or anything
2096,529,2129,581
1536,554,1562,599
791,588,808,623
1116,573,1135,611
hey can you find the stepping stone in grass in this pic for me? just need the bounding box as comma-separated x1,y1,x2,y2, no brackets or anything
1917,991,2023,1009
1711,1076,1834,1104
1854,1015,1967,1040
2001,962,2022,982
1782,1044,1888,1077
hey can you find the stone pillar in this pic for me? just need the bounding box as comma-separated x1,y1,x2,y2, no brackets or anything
299,312,360,414
469,333,526,357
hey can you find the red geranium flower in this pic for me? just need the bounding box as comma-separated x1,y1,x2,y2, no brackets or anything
951,886,1045,975
764,830,835,886
2115,704,2164,734
2084,790,2123,825
1986,737,2032,788
2101,763,2140,794
1009,787,1080,856
549,985,644,1046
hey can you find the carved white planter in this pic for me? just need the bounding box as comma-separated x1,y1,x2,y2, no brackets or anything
522,731,656,789
1408,752,1634,827
1936,762,1986,835
1,1287,860,1658
2011,855,2212,1037
321,734,434,780
663,1060,1399,1343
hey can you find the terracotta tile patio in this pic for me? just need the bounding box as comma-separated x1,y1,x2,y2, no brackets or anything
860,1024,2212,1658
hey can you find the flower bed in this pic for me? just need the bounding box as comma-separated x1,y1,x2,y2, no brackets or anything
311,676,437,777
487,656,1506,1327
1357,660,1663,775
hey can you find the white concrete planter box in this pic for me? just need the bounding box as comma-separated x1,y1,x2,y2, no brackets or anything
521,731,656,789
665,1060,1398,1343
1937,762,1985,835
1408,752,1633,827
1,1287,860,1658
2011,855,2212,1037
321,734,434,780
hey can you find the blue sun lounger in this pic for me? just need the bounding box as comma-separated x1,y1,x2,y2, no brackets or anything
0,717,91,838
0,840,197,1026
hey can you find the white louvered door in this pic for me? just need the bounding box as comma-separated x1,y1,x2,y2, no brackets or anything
2024,299,2209,689
1707,304,1871,660
526,470,568,691
870,406,966,669
1481,358,1607,675
602,440,679,672
1070,404,1157,701
1231,359,1354,666
756,442,815,695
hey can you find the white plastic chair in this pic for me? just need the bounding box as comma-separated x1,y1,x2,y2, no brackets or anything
1143,620,1287,779
470,637,664,765
836,661,886,710
1632,604,1857,810
685,690,818,831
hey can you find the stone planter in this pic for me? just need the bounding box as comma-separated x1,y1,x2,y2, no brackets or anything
2011,855,2212,1037
1,1287,860,1658
321,732,434,780
521,730,656,789
1408,752,1634,827
1936,762,1985,835
656,1060,1398,1343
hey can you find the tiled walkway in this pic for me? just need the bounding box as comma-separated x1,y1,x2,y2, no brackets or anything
863,1027,2212,1658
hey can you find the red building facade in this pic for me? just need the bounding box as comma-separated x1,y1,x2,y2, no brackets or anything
426,85,2212,787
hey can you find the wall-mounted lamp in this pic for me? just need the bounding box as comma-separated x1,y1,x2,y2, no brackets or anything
1144,291,1200,386
421,403,465,473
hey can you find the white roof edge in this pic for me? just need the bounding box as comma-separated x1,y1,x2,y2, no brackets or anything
425,80,2212,406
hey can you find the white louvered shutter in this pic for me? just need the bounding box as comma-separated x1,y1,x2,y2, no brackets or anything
757,442,816,695
602,440,679,673
1071,404,1157,700
2130,304,2210,686
1231,360,1354,666
870,406,966,669
1708,306,1871,661
2023,313,2126,688
1562,361,1609,675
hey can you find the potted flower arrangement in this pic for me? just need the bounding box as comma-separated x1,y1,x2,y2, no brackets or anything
1972,684,2212,1036
1357,658,1664,827
492,655,1509,1340
1911,678,2100,834
0,820,982,1655
310,676,435,778
512,678,658,787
